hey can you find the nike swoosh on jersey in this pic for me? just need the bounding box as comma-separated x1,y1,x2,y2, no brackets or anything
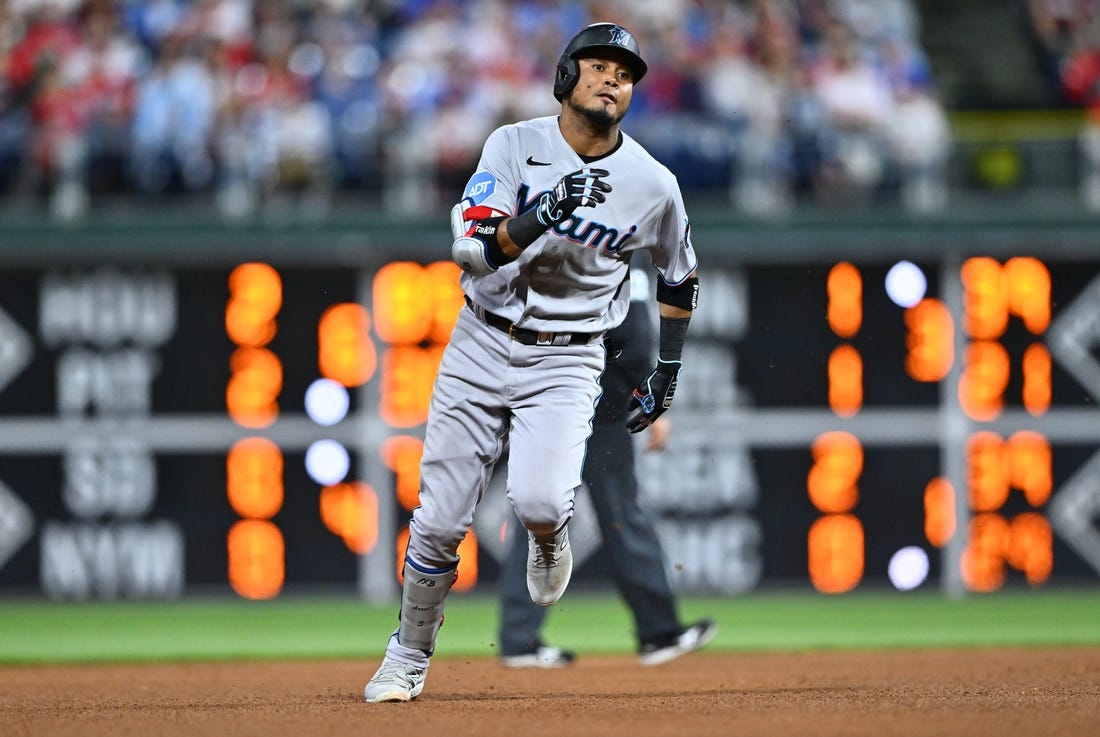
526,156,552,166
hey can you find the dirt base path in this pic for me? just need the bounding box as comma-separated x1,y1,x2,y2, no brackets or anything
3,647,1098,737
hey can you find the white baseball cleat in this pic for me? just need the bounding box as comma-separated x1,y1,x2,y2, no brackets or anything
638,619,718,666
526,526,573,607
500,642,576,669
364,656,427,702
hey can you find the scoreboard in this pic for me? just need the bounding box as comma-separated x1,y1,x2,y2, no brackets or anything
641,257,1100,597
0,228,1099,601
0,262,469,603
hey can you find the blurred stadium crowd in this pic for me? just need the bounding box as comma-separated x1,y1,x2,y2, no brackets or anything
0,0,956,220
1026,0,1100,209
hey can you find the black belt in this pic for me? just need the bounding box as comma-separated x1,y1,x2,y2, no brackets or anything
465,297,599,346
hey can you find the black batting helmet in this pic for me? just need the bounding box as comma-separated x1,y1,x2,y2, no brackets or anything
553,23,647,101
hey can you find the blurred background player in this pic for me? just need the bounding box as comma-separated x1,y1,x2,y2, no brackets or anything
497,269,717,668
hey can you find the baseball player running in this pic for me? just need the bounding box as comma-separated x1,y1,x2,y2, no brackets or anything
365,22,700,703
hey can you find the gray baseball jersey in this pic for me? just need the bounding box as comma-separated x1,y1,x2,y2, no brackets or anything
394,116,698,664
459,115,698,332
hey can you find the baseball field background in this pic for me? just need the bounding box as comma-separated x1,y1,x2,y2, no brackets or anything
3,588,1099,736
2,588,1099,663
3,1,1100,734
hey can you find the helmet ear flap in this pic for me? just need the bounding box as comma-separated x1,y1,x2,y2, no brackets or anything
553,54,579,101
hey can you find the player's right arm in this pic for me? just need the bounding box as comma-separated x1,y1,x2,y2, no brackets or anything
452,169,612,276
450,197,517,277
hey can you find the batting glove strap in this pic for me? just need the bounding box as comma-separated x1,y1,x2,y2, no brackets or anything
625,359,681,434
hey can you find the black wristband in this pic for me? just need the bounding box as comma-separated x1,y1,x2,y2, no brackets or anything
504,204,550,250
658,315,690,363
656,276,700,311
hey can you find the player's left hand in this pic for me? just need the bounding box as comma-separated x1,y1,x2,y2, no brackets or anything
626,359,681,433
536,167,611,226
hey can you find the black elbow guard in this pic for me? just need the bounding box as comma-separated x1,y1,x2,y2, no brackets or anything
656,276,699,311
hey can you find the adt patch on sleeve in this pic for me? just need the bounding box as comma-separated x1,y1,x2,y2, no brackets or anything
463,171,496,204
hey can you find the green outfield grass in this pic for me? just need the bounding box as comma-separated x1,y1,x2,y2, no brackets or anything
0,588,1097,664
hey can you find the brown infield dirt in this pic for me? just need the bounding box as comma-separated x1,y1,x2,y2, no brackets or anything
2,647,1098,737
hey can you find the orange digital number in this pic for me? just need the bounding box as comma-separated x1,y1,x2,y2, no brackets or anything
827,345,862,417
961,511,1053,591
373,262,434,345
961,257,1008,340
816,266,865,592
226,263,282,347
808,514,864,594
226,436,285,599
807,432,863,593
1021,343,1052,416
961,512,1009,592
827,262,862,338
1007,431,1053,507
320,481,379,554
808,432,862,513
923,477,956,548
227,519,285,600
226,263,284,429
226,346,283,428
1003,257,1051,334
1006,512,1053,585
227,437,284,519
966,431,1053,512
904,298,954,382
226,263,286,599
826,263,863,416
966,431,1010,512
959,257,1051,420
318,303,377,387
958,340,1009,420
962,431,1053,591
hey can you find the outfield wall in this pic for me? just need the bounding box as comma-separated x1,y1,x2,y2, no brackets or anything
0,208,1098,602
